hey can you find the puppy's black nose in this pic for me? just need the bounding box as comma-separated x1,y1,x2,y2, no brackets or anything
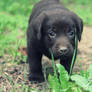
59,47,68,55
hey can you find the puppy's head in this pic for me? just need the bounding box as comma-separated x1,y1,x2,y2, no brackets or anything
32,11,83,59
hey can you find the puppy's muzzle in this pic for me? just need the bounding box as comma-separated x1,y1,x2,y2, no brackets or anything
58,47,69,55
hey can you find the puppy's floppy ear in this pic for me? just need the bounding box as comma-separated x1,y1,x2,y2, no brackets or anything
72,15,83,41
32,13,47,40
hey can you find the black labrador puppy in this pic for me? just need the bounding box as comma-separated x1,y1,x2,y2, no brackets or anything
27,0,83,82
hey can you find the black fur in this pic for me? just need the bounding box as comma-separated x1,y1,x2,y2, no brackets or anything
27,0,83,82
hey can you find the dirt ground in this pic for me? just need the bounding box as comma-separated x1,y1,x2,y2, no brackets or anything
0,26,92,91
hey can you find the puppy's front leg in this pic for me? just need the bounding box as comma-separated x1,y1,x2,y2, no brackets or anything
27,47,44,82
60,56,74,74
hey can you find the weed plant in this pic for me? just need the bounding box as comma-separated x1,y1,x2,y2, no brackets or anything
48,52,92,92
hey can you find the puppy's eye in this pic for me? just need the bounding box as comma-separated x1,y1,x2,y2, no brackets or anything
48,31,56,38
68,31,74,37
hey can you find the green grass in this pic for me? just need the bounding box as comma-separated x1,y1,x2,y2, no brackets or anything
0,0,92,91
0,0,37,58
63,0,92,25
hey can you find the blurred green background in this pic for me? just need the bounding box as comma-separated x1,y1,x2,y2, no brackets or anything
0,0,92,62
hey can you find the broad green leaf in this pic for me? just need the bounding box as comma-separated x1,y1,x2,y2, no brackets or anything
56,64,69,81
71,75,91,91
56,64,71,90
48,74,61,92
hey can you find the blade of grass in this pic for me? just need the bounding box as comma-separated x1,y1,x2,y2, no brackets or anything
69,30,78,76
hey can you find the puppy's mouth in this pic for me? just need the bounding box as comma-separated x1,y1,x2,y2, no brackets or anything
53,52,70,59
49,48,73,60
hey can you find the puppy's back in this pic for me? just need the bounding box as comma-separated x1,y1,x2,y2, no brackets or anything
29,0,65,23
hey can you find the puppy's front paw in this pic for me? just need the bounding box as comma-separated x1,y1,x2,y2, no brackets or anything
28,73,44,83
